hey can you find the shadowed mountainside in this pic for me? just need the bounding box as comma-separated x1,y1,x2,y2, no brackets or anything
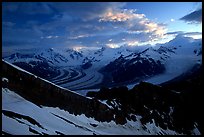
2,60,114,123
87,65,203,134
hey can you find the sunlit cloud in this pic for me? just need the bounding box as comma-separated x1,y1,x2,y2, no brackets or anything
68,34,92,40
106,43,120,48
143,22,167,37
41,35,59,39
170,19,175,22
72,46,84,51
72,45,101,51
99,9,145,22
127,40,139,46
99,8,166,38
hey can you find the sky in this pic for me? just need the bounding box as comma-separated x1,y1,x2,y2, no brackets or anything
2,2,202,55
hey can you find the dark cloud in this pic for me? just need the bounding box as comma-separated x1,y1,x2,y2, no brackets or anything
2,2,19,12
3,2,53,15
2,21,16,27
180,8,202,24
184,32,202,35
166,31,202,36
165,31,183,35
2,2,170,50
3,2,125,20
49,2,125,21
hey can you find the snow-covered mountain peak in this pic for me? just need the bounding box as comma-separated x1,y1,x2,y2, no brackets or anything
164,35,199,49
123,46,174,63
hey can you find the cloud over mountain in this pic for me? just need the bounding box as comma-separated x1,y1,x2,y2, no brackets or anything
2,2,167,50
2,2,202,52
180,8,202,24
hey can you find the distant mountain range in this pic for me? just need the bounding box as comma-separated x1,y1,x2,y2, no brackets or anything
3,35,202,90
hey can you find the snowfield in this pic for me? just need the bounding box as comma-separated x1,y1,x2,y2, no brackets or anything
2,87,186,135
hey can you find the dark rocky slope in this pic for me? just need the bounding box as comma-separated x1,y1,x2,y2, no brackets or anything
87,65,203,134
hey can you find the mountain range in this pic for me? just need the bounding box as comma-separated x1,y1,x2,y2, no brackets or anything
3,35,202,91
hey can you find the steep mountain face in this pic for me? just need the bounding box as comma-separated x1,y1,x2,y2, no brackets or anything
100,47,170,83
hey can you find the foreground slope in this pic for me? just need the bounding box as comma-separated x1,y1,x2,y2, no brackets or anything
3,87,182,135
2,59,193,135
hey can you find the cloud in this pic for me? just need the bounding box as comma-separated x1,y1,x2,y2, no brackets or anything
182,32,202,39
49,2,126,21
2,2,19,12
165,31,202,40
2,28,41,51
127,40,139,46
180,8,202,24
31,2,166,41
106,43,120,48
64,7,167,48
3,2,53,15
166,31,202,36
2,2,167,50
170,19,175,22
2,21,15,27
166,31,184,35
99,9,144,22
183,32,202,35
99,8,166,37
41,35,59,39
63,6,166,47
2,23,62,49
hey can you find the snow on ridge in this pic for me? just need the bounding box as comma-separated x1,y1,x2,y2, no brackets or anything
2,59,86,98
3,59,34,76
2,77,9,83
